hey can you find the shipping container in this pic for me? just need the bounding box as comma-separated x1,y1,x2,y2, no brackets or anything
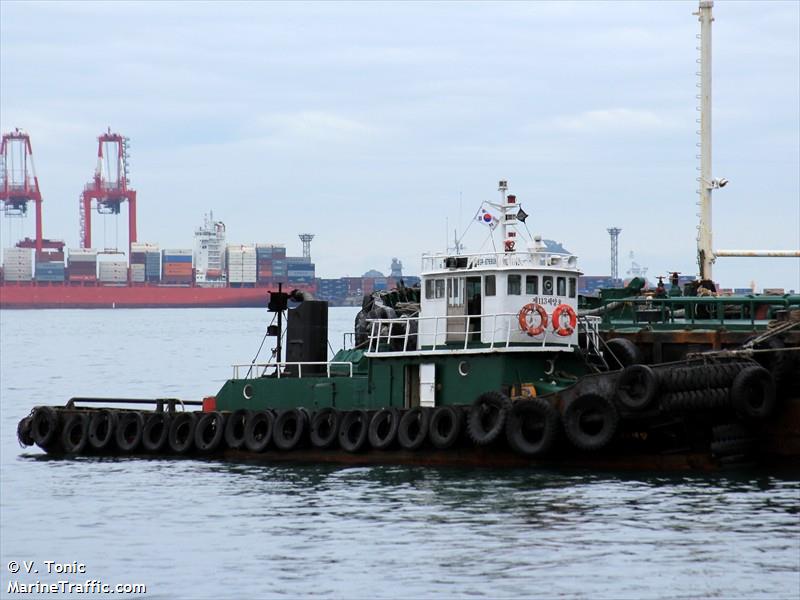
3,247,33,281
67,248,98,262
131,264,146,283
39,251,65,263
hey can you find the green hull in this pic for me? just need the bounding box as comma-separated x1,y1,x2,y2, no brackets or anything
215,349,589,413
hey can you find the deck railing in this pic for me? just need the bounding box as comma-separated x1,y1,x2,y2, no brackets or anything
421,250,576,273
366,312,588,354
601,295,800,327
232,361,354,379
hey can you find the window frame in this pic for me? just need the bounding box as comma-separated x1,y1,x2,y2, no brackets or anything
485,275,496,297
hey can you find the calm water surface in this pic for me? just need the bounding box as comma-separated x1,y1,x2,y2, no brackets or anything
1,308,798,599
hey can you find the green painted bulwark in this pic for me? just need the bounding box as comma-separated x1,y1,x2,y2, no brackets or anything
215,350,589,412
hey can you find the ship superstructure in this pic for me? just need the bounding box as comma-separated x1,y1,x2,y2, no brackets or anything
194,212,226,285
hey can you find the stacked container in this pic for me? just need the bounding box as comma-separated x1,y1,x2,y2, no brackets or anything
67,249,98,282
255,244,286,283
162,249,193,284
3,247,33,282
227,245,257,284
317,278,349,304
31,247,67,282
286,258,315,285
344,277,363,297
131,243,159,283
98,257,128,283
145,249,160,282
35,261,66,282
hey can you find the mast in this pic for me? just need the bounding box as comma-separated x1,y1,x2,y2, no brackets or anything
695,0,714,280
496,179,520,252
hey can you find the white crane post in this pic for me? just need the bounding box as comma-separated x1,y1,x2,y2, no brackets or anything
696,0,714,280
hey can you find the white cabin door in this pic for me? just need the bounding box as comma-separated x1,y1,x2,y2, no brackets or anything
419,363,436,407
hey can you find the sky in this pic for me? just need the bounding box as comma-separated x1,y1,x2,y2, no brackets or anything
1,0,798,289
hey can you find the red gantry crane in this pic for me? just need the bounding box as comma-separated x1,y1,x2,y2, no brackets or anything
80,128,137,254
1,129,45,258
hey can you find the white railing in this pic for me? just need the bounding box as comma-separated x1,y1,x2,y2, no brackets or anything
366,312,575,354
579,315,602,353
421,250,577,273
232,361,354,379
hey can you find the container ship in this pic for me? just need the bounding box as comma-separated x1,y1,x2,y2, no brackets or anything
0,130,321,309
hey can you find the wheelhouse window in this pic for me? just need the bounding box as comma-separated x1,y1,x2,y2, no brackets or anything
435,279,445,299
557,276,567,296
508,274,521,295
425,279,434,299
447,277,463,306
569,277,576,298
526,275,538,295
485,275,496,296
542,275,554,295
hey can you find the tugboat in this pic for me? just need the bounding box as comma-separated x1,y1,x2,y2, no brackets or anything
16,179,800,470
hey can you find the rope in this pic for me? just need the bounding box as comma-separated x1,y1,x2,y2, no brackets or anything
686,346,800,360
743,320,798,349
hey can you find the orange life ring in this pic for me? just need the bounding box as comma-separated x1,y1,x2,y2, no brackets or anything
552,304,577,336
518,303,548,337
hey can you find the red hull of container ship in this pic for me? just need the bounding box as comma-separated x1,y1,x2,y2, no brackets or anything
0,282,312,309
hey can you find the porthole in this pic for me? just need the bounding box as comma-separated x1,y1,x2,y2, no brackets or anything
458,361,470,377
544,360,555,376
243,384,254,400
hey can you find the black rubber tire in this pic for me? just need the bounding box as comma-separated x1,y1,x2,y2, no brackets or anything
142,413,171,452
467,392,510,445
712,423,753,441
244,410,274,453
367,408,399,450
17,416,34,447
168,412,198,454
88,409,117,451
428,405,463,449
616,364,658,411
661,388,729,413
338,410,369,452
605,337,644,370
273,408,308,451
563,393,619,451
398,407,430,450
195,411,226,452
310,408,341,449
505,398,560,456
731,366,776,420
745,336,791,387
224,409,250,450
711,437,757,457
61,413,89,454
116,412,144,453
31,406,60,450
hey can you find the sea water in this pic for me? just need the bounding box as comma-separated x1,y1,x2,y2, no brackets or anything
1,308,798,599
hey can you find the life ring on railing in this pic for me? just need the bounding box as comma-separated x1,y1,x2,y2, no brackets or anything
552,304,577,336
518,303,548,337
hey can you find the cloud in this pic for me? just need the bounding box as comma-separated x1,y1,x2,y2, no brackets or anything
550,108,678,133
255,111,375,143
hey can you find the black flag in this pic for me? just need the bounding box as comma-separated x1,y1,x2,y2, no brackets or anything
516,207,529,223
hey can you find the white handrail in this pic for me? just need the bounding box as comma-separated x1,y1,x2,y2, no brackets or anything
232,361,354,379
